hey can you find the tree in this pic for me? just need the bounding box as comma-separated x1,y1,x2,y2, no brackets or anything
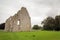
41,17,55,30
55,15,60,31
0,23,5,30
32,25,41,30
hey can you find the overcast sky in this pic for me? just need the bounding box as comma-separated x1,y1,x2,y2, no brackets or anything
0,0,60,26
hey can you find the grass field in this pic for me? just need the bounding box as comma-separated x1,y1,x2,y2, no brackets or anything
0,30,60,40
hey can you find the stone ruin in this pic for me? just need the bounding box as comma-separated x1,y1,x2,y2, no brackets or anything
5,7,31,32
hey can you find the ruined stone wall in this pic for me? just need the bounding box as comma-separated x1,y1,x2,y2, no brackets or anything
5,7,31,32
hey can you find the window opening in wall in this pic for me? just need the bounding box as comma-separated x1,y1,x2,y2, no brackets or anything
17,20,20,25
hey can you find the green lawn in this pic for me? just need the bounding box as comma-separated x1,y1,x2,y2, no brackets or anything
0,30,60,40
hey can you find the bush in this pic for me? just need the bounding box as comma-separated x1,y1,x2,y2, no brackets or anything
32,25,41,30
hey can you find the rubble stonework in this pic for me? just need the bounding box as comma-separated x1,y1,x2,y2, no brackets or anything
5,7,31,32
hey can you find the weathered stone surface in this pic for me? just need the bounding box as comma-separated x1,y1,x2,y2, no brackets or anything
5,7,31,32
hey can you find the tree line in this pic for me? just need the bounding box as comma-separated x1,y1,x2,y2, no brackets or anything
32,15,60,31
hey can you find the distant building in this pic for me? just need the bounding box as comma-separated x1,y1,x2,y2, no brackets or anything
5,7,31,32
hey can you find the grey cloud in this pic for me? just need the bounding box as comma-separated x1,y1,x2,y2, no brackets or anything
34,0,60,6
0,0,60,26
28,0,60,20
34,0,60,17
